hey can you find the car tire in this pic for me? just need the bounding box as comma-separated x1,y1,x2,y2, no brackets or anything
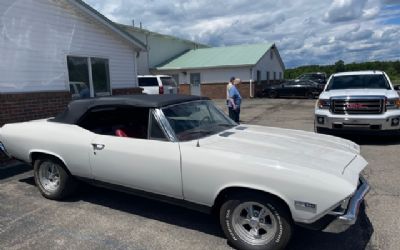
219,193,293,250
268,90,278,99
34,156,77,200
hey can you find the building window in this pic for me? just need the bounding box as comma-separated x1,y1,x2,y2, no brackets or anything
257,70,261,84
67,56,110,99
273,72,276,81
266,71,270,82
279,72,282,80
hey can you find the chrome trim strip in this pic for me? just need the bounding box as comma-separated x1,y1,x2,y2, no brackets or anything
152,109,178,142
330,95,386,100
338,176,370,224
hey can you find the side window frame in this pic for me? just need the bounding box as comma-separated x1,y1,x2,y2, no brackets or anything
148,109,168,141
152,108,178,142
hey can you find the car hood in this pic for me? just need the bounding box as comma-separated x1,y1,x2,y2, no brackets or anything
320,89,399,99
199,125,362,177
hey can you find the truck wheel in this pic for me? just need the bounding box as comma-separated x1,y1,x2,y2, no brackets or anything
34,156,77,200
219,193,293,250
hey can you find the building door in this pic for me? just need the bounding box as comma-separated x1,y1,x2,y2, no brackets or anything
190,73,201,96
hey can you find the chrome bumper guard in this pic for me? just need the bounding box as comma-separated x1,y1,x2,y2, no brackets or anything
0,141,11,158
339,176,370,223
324,176,370,233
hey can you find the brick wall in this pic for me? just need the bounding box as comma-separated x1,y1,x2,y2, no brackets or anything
201,82,255,99
179,84,191,95
0,88,143,127
0,91,72,126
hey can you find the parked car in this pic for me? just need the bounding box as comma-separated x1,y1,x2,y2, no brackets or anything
138,75,178,95
0,95,369,250
69,81,90,99
262,80,322,99
315,71,400,134
295,72,327,85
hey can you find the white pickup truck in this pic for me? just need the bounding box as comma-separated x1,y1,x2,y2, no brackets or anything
315,71,400,134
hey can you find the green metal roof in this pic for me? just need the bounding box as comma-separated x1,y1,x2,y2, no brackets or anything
156,43,274,70
117,23,209,49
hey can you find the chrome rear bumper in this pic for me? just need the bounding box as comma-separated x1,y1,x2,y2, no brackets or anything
324,176,370,233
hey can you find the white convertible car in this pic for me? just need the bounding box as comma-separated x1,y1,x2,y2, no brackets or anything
0,95,369,250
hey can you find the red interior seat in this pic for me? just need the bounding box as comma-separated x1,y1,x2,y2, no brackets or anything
115,129,128,137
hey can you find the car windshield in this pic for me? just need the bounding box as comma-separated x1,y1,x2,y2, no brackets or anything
327,74,391,90
162,100,237,141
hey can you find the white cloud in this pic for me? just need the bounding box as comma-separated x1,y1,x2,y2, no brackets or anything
84,0,400,67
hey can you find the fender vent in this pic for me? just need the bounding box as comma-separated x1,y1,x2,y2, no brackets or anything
219,132,235,137
235,126,248,130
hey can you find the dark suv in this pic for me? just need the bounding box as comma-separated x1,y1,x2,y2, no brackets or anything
295,72,327,88
261,80,321,99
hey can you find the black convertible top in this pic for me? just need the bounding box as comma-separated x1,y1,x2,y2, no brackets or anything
52,94,209,124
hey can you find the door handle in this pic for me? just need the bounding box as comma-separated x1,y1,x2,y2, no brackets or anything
91,143,105,150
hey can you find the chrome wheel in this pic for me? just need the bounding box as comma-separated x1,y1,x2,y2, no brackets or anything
38,161,61,192
232,202,277,246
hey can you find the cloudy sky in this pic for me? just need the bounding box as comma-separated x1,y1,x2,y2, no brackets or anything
85,0,400,68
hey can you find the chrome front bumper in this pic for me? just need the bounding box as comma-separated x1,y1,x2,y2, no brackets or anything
315,109,400,131
324,176,370,233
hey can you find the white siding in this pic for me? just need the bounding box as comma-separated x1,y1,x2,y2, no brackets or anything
127,28,203,75
156,67,251,85
0,0,137,93
253,48,284,81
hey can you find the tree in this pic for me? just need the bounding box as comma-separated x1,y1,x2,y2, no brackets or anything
334,60,345,73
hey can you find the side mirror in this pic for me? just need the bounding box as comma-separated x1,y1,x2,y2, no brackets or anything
394,85,400,90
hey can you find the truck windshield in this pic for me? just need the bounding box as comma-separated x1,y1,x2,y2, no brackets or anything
327,74,391,90
161,77,177,87
162,100,236,141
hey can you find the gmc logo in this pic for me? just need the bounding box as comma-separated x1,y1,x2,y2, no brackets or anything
346,103,367,109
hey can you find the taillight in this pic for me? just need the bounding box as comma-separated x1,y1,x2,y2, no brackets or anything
159,85,164,94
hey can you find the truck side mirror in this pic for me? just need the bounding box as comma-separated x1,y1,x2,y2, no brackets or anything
394,85,400,90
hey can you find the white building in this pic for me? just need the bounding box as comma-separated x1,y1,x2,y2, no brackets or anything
154,43,285,98
0,0,146,125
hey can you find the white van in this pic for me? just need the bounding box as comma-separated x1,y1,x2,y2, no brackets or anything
138,75,178,95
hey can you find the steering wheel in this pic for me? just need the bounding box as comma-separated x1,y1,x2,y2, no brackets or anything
199,117,211,126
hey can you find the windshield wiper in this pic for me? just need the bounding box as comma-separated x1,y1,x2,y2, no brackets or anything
183,129,214,136
217,124,235,128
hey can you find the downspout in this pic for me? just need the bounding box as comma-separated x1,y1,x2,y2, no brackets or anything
249,68,254,98
146,32,150,74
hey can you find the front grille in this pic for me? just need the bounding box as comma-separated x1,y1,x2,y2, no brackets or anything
331,97,385,114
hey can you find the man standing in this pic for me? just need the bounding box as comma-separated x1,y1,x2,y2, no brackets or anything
228,78,242,123
226,76,235,120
